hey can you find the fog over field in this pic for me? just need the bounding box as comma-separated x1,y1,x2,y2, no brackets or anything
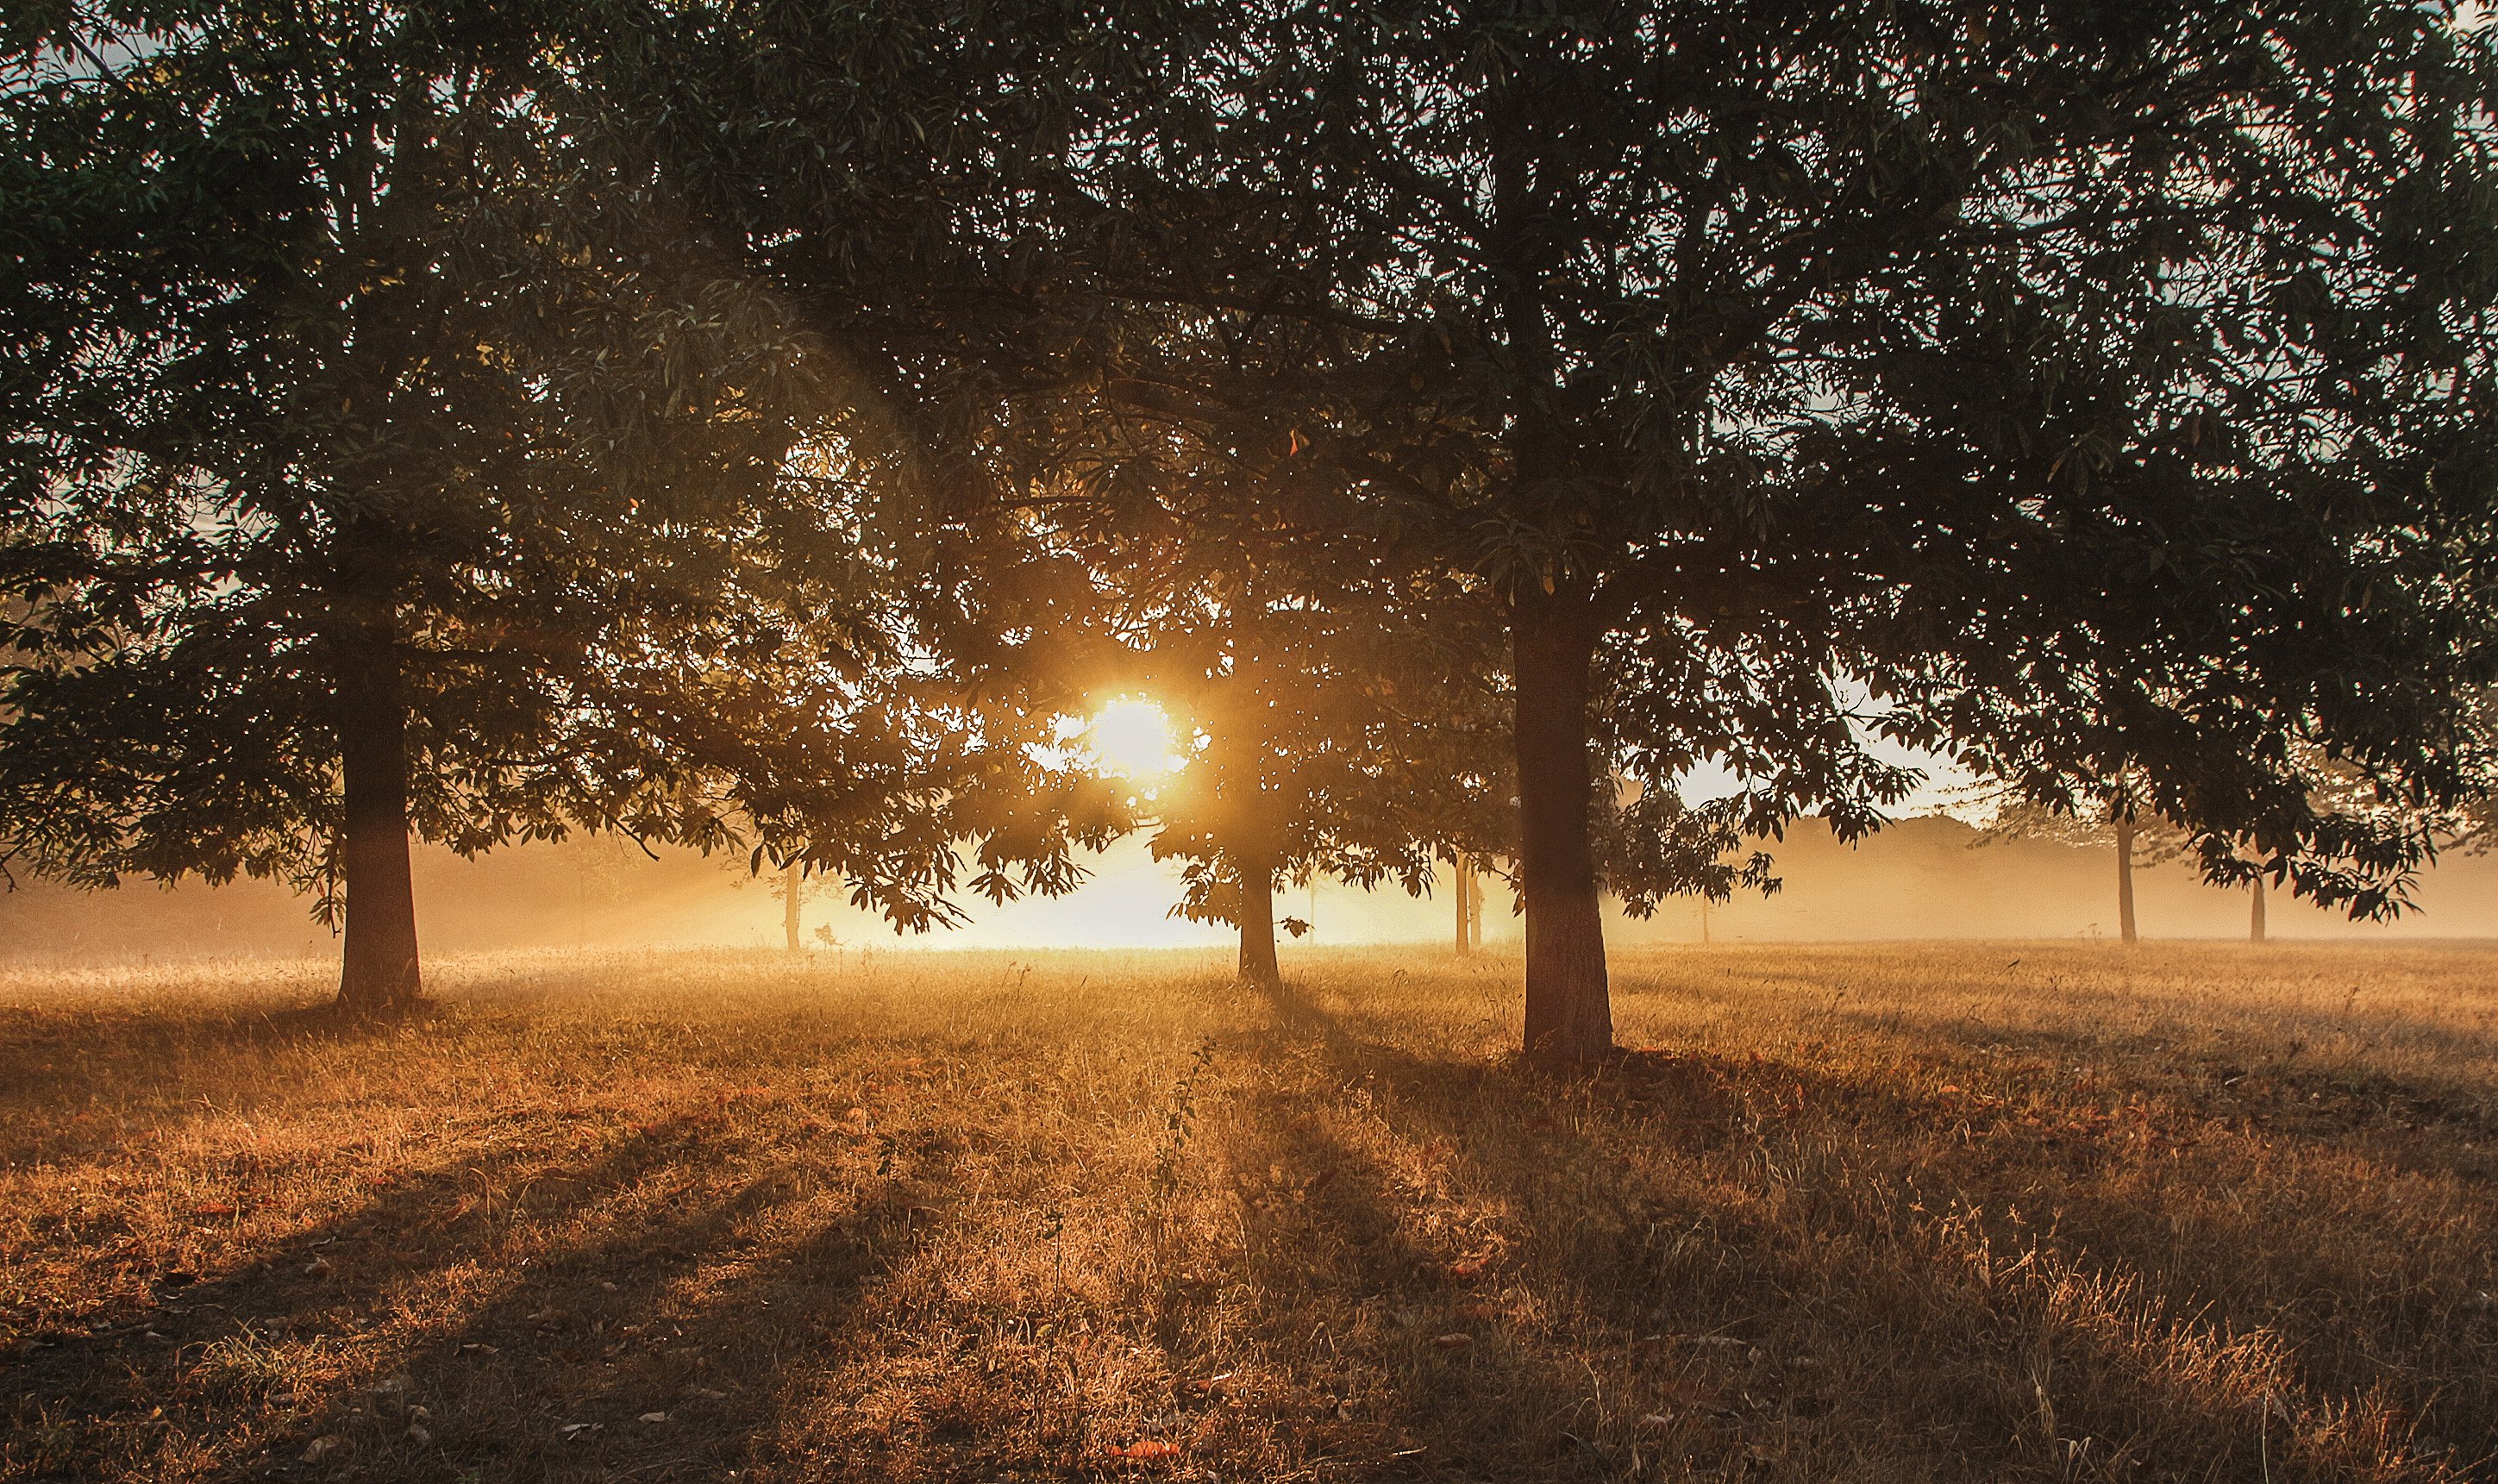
7,816,2495,964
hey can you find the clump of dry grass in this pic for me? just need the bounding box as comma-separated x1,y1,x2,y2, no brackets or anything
1,941,2493,1482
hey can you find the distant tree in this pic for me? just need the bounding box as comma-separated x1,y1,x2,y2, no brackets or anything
1038,0,2498,1059
948,441,1512,984
1109,568,1506,986
0,4,984,1011
1969,772,2192,943
2450,690,2498,858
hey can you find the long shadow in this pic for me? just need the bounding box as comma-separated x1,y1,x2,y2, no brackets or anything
1622,957,2498,1128
1152,977,1664,1479
1214,976,2483,1482
6,1092,971,1484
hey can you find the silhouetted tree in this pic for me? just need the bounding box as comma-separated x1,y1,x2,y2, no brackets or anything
1114,569,1506,986
578,1,2494,1058
0,4,985,1011
1050,0,2498,1059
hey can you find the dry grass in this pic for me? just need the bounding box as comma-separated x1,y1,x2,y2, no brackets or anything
2,941,2495,1483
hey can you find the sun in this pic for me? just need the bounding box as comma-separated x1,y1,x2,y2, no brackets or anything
1088,698,1180,780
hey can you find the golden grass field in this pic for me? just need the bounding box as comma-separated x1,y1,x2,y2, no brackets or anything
2,942,2495,1482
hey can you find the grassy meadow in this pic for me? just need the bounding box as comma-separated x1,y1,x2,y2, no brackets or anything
2,942,2495,1482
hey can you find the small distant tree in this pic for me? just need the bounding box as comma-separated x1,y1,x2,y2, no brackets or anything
1036,523,1508,986
728,853,839,954
1148,608,1505,986
1970,773,2191,943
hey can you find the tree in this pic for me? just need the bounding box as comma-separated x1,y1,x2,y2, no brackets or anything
592,0,2495,1056
0,3,974,1011
1969,773,2192,943
1107,566,1506,986
1042,0,2498,1059
954,432,1513,986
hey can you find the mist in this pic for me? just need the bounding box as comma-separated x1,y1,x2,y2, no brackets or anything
8,814,2492,967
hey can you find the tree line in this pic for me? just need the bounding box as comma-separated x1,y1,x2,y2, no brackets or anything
3,0,2494,1062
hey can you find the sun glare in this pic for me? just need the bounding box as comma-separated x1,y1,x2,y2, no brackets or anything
1088,698,1179,780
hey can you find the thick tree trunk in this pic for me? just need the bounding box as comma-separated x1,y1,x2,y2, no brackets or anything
2250,875,2267,943
1513,595,1612,1065
785,861,803,952
335,644,422,1016
1236,852,1280,987
2114,817,2138,944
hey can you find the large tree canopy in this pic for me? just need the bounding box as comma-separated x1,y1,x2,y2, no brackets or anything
608,0,2498,1059
1026,0,2498,1058
0,2,1011,1011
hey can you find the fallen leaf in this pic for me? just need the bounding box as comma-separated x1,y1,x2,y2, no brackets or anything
1431,1332,1474,1349
299,1435,344,1463
639,1411,670,1424
1103,1437,1182,1460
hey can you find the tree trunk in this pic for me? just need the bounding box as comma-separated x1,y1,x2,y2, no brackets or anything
785,861,803,952
1453,855,1474,955
2114,817,2138,944
2250,874,2267,943
1468,863,1484,950
1237,851,1280,987
335,642,422,1016
1513,594,1612,1065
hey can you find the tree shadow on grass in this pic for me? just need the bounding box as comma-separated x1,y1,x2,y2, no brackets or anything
1212,979,2477,1483
5,1097,972,1484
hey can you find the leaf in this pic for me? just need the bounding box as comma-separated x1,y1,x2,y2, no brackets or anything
1103,1437,1182,1461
